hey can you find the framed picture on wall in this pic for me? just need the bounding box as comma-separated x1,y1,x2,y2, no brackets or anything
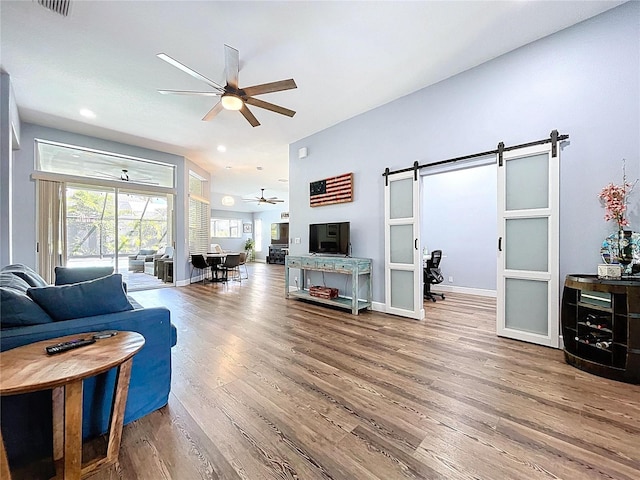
243,223,252,233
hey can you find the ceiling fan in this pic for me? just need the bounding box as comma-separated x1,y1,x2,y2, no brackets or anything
157,44,297,127
94,169,159,185
243,189,285,205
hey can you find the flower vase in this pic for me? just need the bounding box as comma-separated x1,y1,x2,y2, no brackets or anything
618,229,634,274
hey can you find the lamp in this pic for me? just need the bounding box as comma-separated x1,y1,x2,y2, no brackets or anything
221,94,243,111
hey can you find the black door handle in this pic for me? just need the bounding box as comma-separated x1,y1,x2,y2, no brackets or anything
498,237,502,252
415,239,418,250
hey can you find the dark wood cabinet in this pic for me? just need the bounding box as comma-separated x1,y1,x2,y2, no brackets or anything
562,274,640,383
267,244,288,265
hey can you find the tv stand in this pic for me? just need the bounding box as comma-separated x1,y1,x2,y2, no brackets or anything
285,255,372,315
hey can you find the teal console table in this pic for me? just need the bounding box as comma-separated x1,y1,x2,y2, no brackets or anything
285,256,372,315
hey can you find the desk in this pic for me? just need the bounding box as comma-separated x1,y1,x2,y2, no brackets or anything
0,332,145,479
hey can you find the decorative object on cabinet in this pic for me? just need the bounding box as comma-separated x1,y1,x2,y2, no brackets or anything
561,274,639,384
600,231,640,274
598,159,638,270
285,256,372,315
309,172,353,207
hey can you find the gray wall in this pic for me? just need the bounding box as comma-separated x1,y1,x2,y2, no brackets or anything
210,209,254,253
289,3,640,303
422,163,497,291
9,122,197,283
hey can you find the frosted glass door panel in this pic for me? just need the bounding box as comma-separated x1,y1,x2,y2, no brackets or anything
505,218,548,271
391,270,414,310
390,224,414,264
505,278,548,335
390,178,413,219
506,153,548,210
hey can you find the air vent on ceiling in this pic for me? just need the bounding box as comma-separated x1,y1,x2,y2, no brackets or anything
37,0,71,17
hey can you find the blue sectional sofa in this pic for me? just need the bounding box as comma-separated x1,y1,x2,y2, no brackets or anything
0,265,177,467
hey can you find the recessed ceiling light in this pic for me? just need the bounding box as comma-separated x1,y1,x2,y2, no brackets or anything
71,154,80,158
225,166,232,170
79,108,96,119
217,145,226,152
256,166,263,171
278,178,288,183
221,196,235,206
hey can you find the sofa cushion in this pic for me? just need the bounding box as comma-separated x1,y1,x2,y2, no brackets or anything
27,274,133,322
0,287,54,328
54,266,115,285
0,272,31,293
1,264,47,287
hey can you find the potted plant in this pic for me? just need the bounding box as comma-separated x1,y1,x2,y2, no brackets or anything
244,238,255,262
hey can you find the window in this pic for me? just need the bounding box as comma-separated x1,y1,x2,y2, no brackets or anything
36,139,175,189
188,172,209,255
211,218,243,238
255,219,262,252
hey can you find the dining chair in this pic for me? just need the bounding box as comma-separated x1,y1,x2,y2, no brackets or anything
238,251,249,280
190,254,210,284
219,253,241,283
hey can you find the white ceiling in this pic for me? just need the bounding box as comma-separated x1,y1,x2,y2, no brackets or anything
0,0,625,211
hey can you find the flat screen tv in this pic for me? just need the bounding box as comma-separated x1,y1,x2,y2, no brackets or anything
309,222,350,256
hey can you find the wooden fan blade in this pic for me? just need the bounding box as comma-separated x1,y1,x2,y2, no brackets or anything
158,90,221,96
202,101,224,121
242,79,297,97
244,97,295,117
239,105,260,127
157,53,224,91
224,44,239,90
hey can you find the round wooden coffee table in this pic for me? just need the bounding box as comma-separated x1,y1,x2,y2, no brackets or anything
0,331,145,480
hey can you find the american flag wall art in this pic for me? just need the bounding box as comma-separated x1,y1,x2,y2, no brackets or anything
309,172,353,207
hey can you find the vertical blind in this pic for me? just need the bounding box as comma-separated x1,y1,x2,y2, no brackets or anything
37,179,66,283
188,172,209,255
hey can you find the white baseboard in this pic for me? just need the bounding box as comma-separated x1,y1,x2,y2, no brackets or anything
432,285,497,298
371,301,385,312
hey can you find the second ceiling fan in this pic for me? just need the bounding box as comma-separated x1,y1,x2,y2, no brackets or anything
157,45,297,127
244,189,285,205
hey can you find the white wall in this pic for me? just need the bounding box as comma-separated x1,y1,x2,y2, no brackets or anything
253,209,289,262
289,3,640,303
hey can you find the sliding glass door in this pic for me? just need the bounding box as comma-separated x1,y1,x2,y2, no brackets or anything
65,184,174,287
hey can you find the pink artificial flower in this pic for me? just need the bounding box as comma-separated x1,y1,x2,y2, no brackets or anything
599,181,633,229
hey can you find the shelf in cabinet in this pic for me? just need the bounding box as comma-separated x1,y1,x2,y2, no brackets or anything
577,322,612,334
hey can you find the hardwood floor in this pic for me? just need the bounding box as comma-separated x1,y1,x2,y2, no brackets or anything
16,263,640,479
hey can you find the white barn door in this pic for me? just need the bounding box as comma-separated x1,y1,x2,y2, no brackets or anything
384,170,424,320
497,142,560,347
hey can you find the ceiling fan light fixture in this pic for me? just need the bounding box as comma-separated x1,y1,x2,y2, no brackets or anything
221,94,243,111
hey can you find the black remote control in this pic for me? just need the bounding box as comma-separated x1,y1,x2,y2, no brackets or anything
45,338,96,355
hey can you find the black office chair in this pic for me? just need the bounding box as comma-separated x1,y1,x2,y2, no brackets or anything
190,254,210,284
218,253,241,283
424,249,445,302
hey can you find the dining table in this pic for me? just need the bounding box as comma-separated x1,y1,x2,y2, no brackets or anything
206,252,232,282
